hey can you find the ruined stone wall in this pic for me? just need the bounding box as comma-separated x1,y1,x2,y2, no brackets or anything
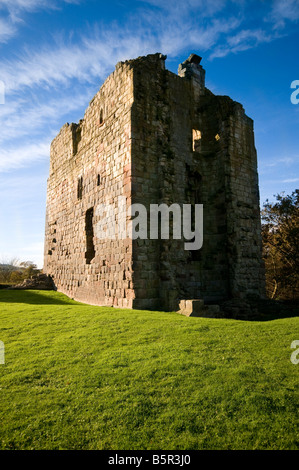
223,104,265,298
45,52,265,311
130,54,264,310
44,61,135,307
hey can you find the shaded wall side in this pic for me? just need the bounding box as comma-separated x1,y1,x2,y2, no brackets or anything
131,60,265,310
166,85,265,305
223,106,265,299
161,77,236,306
130,55,166,310
130,59,233,310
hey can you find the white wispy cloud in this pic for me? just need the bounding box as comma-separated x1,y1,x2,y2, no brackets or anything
0,0,80,13
0,17,15,42
138,0,229,16
282,178,299,183
1,0,299,176
0,0,81,43
0,31,153,94
0,140,50,172
270,0,299,28
2,0,296,97
261,157,295,168
210,27,280,59
0,10,243,95
0,0,298,267
0,88,94,144
0,0,48,11
158,16,241,56
258,157,297,176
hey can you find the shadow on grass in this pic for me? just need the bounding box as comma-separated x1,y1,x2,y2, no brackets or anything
0,289,81,306
250,310,299,322
0,289,298,320
249,298,299,322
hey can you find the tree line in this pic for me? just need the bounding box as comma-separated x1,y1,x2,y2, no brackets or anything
0,260,41,285
262,189,298,301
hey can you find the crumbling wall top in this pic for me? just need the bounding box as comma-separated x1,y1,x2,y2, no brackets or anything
116,52,167,71
178,52,206,97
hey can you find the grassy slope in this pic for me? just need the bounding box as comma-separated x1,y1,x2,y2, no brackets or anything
0,290,298,450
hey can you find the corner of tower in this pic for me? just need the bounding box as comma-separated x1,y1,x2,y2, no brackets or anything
178,53,206,97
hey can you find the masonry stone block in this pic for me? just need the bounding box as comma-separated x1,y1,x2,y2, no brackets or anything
44,53,265,312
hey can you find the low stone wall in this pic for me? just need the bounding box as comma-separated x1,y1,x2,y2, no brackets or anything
8,274,55,291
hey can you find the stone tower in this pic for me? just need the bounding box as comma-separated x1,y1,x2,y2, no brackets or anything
44,53,265,311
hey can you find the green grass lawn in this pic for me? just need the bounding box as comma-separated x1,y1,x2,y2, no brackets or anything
0,289,298,450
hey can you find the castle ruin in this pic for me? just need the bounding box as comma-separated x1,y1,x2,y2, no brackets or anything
44,53,265,312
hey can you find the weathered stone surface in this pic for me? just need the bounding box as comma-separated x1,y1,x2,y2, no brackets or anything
179,299,204,316
9,274,55,291
44,52,265,312
178,299,221,317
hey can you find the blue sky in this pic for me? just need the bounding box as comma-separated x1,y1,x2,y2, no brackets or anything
0,0,298,268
